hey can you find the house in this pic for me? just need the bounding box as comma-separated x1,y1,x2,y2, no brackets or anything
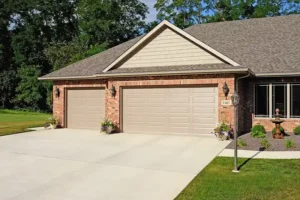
39,15,300,134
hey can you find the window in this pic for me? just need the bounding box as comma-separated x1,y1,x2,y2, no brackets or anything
291,84,300,118
255,85,269,117
272,84,287,118
255,83,300,118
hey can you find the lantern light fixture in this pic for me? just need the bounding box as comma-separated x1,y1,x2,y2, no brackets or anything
55,87,60,98
222,82,230,98
231,92,240,107
110,85,116,97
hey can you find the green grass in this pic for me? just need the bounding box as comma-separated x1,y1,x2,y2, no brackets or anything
176,157,300,200
0,109,51,136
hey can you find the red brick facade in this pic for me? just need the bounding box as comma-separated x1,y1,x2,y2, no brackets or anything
53,74,236,132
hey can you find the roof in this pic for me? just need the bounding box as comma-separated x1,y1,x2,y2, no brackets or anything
185,15,300,75
40,15,300,80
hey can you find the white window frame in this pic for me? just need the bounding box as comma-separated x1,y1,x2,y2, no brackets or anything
254,83,297,119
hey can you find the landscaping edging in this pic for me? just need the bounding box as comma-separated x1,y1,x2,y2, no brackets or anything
219,149,300,159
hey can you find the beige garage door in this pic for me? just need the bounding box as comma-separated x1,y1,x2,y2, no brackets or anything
67,89,105,129
123,87,218,134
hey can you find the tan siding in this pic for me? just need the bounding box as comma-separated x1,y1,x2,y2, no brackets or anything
123,87,218,134
120,28,223,68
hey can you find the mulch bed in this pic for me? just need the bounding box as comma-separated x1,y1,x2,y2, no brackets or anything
226,132,300,151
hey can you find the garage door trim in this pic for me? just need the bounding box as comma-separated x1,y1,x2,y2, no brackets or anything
65,87,105,128
120,84,218,134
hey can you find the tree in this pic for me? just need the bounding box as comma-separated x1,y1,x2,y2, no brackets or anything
77,0,148,47
155,0,300,26
15,65,48,111
45,39,108,71
0,70,17,108
155,0,212,28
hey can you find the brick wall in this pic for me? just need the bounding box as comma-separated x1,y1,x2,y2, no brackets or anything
53,74,236,132
244,77,300,133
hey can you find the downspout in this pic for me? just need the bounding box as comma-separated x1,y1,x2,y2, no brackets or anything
233,72,251,172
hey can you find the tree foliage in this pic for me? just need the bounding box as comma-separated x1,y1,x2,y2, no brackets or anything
0,0,148,112
155,0,300,27
77,0,148,47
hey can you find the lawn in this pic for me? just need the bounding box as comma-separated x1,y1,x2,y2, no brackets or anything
176,157,300,200
0,109,51,136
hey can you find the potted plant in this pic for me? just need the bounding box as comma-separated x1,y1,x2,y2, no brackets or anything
101,119,116,134
46,116,58,129
213,122,233,141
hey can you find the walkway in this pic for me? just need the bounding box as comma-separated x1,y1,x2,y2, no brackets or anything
219,149,300,159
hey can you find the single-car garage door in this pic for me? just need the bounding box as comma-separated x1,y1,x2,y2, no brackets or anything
123,87,218,134
67,89,105,129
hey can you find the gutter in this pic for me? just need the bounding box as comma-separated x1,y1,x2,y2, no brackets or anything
233,71,251,172
256,72,300,77
38,68,252,81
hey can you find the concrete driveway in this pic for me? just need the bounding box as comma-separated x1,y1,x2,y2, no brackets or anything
0,129,229,200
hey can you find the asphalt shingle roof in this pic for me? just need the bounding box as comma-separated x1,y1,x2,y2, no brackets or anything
102,64,243,74
41,15,300,79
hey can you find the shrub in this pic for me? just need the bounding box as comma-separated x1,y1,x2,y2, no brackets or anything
294,126,300,135
272,126,285,134
285,139,296,148
251,124,266,138
260,138,271,149
237,138,247,147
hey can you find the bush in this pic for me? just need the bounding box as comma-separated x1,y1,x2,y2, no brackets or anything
272,126,285,134
251,124,266,138
285,139,296,148
260,139,271,149
237,138,247,147
294,126,300,135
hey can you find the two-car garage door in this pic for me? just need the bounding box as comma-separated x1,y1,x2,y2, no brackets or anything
123,87,218,134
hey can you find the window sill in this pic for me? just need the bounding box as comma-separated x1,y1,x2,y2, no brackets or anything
254,117,300,121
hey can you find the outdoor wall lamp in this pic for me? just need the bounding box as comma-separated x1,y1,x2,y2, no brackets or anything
222,82,229,98
110,85,116,97
55,87,60,98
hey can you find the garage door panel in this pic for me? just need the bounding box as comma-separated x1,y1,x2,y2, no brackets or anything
169,107,190,114
123,86,217,134
67,89,104,130
193,96,216,103
169,97,189,103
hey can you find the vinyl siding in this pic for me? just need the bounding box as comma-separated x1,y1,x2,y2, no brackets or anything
120,27,223,68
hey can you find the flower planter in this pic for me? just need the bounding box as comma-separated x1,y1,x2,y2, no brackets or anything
49,124,57,129
105,126,113,134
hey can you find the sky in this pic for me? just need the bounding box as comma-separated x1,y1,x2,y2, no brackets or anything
141,0,158,22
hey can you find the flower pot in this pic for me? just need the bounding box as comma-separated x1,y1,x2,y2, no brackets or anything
105,126,113,134
49,124,57,129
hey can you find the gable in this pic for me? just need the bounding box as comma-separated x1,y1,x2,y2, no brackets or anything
118,27,224,69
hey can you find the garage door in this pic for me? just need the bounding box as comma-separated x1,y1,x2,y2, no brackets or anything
123,87,218,134
67,89,105,129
